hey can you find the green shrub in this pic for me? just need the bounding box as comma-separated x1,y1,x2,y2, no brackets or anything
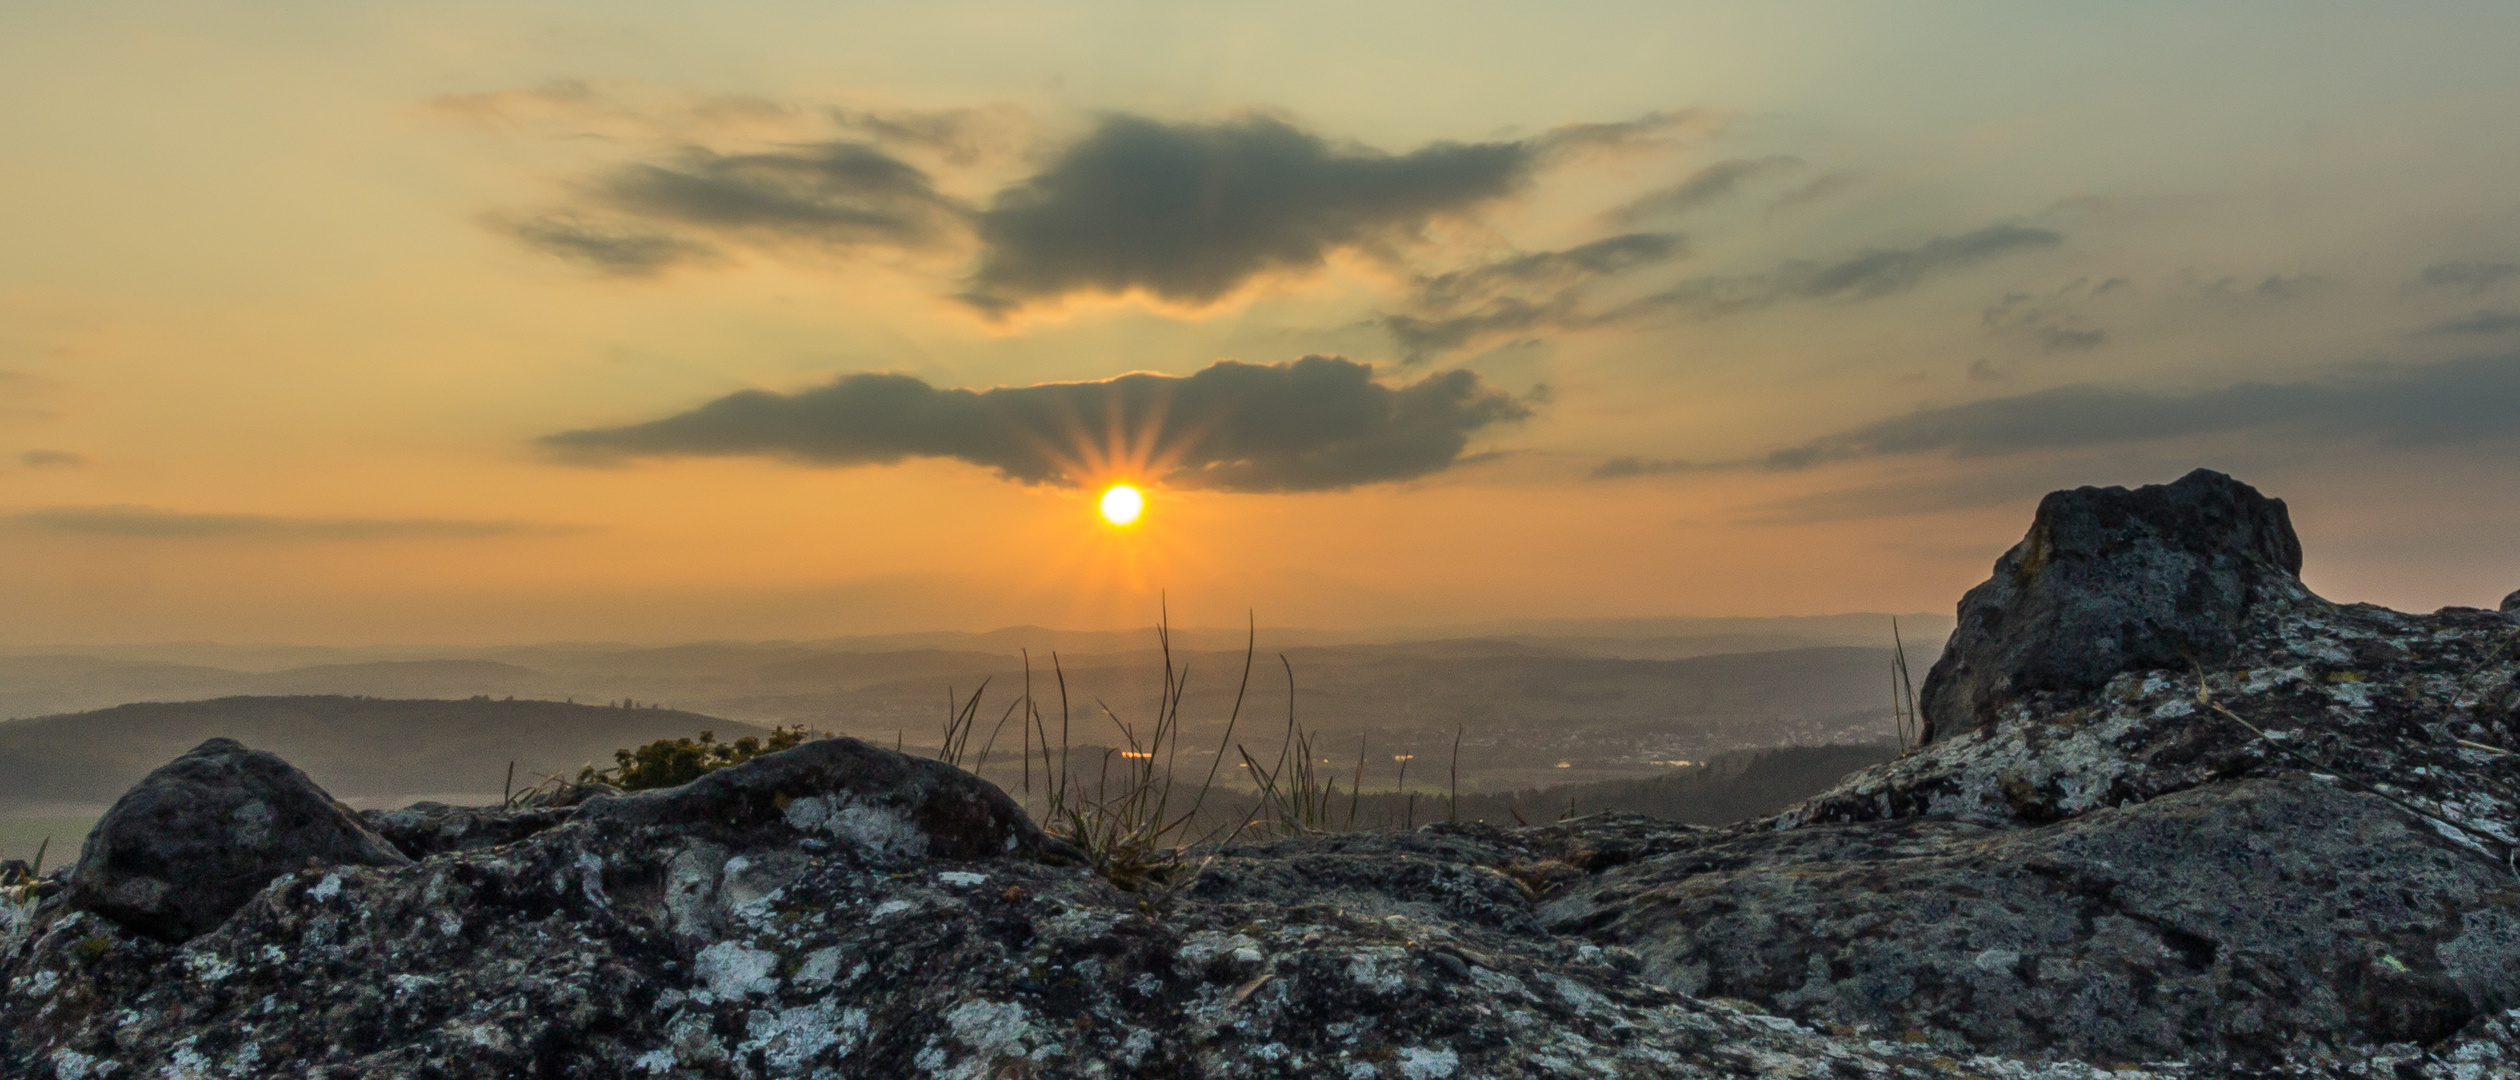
580,725,815,791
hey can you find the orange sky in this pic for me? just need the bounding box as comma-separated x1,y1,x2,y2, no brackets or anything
4,3,2519,644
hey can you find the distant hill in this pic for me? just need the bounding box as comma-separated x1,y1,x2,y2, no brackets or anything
0,696,768,812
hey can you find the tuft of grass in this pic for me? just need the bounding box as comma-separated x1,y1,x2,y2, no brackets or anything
1891,616,1922,754
1022,604,1262,894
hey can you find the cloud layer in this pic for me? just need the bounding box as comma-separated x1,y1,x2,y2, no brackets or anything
541,355,1532,492
1595,352,2520,477
1612,224,2063,319
2,506,578,539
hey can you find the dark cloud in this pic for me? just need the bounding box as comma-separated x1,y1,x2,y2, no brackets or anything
1772,353,2520,467
1981,278,2119,353
1593,352,2520,479
2179,272,2328,304
495,214,716,275
1376,233,1684,361
1764,171,1860,217
1612,156,1801,222
2421,260,2520,293
1,506,582,540
17,450,84,467
540,355,1532,493
2419,310,2520,336
962,115,1533,312
491,108,1694,312
1610,224,2063,319
1587,456,1701,480
601,142,962,246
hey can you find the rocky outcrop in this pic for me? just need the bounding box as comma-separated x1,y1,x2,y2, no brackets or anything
62,737,409,942
3,470,2516,1078
1919,468,2304,744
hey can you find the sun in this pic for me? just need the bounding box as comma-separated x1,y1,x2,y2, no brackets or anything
1098,483,1145,526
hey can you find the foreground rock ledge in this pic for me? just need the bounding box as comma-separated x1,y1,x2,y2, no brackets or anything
4,469,2518,1078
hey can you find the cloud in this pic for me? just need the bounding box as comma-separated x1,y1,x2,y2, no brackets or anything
1981,277,2122,353
1611,155,1801,222
2421,260,2520,293
1765,171,1860,217
599,142,963,247
540,355,1533,492
826,104,1029,165
1376,233,1684,360
2418,310,2520,336
962,115,1534,312
494,214,717,275
0,506,583,539
17,451,84,467
1610,223,2063,319
0,370,61,423
1592,352,2520,479
1588,456,1702,479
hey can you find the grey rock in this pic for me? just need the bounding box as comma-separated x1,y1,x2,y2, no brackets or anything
1919,468,2304,744
575,735,1054,861
62,737,409,942
10,473,2520,1077
2503,587,2520,615
358,801,582,859
1545,778,2516,1064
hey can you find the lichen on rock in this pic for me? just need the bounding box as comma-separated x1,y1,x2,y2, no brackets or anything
4,470,2518,1077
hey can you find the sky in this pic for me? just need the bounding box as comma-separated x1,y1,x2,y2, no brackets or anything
4,1,2519,644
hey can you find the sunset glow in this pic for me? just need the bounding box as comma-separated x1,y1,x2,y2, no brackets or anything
0,4,2512,645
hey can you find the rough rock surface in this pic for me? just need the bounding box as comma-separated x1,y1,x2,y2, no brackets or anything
5,470,2519,1078
1919,468,2304,744
62,737,410,942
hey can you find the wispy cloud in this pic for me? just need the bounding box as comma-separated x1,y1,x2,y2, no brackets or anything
1375,233,1684,361
2417,310,2520,336
2420,260,2520,293
484,104,1701,318
1980,276,2126,353
1592,351,2520,477
491,214,717,275
1608,223,2064,319
541,355,1535,492
16,451,84,468
1609,155,1801,222
1,506,587,539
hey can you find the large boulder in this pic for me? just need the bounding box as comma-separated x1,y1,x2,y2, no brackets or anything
63,737,410,941
1918,468,2304,744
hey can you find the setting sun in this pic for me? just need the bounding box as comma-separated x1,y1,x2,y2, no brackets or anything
1098,484,1145,526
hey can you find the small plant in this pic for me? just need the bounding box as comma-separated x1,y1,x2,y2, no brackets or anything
581,725,818,791
1236,656,1362,836
1890,616,1922,754
1026,605,1262,893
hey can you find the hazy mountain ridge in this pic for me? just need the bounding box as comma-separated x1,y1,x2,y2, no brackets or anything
0,696,769,814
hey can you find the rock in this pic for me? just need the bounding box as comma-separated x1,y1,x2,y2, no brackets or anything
61,737,410,942
9,473,2520,1077
2503,587,2519,615
1919,468,2305,744
575,735,1054,861
359,802,583,859
1545,779,2518,1064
